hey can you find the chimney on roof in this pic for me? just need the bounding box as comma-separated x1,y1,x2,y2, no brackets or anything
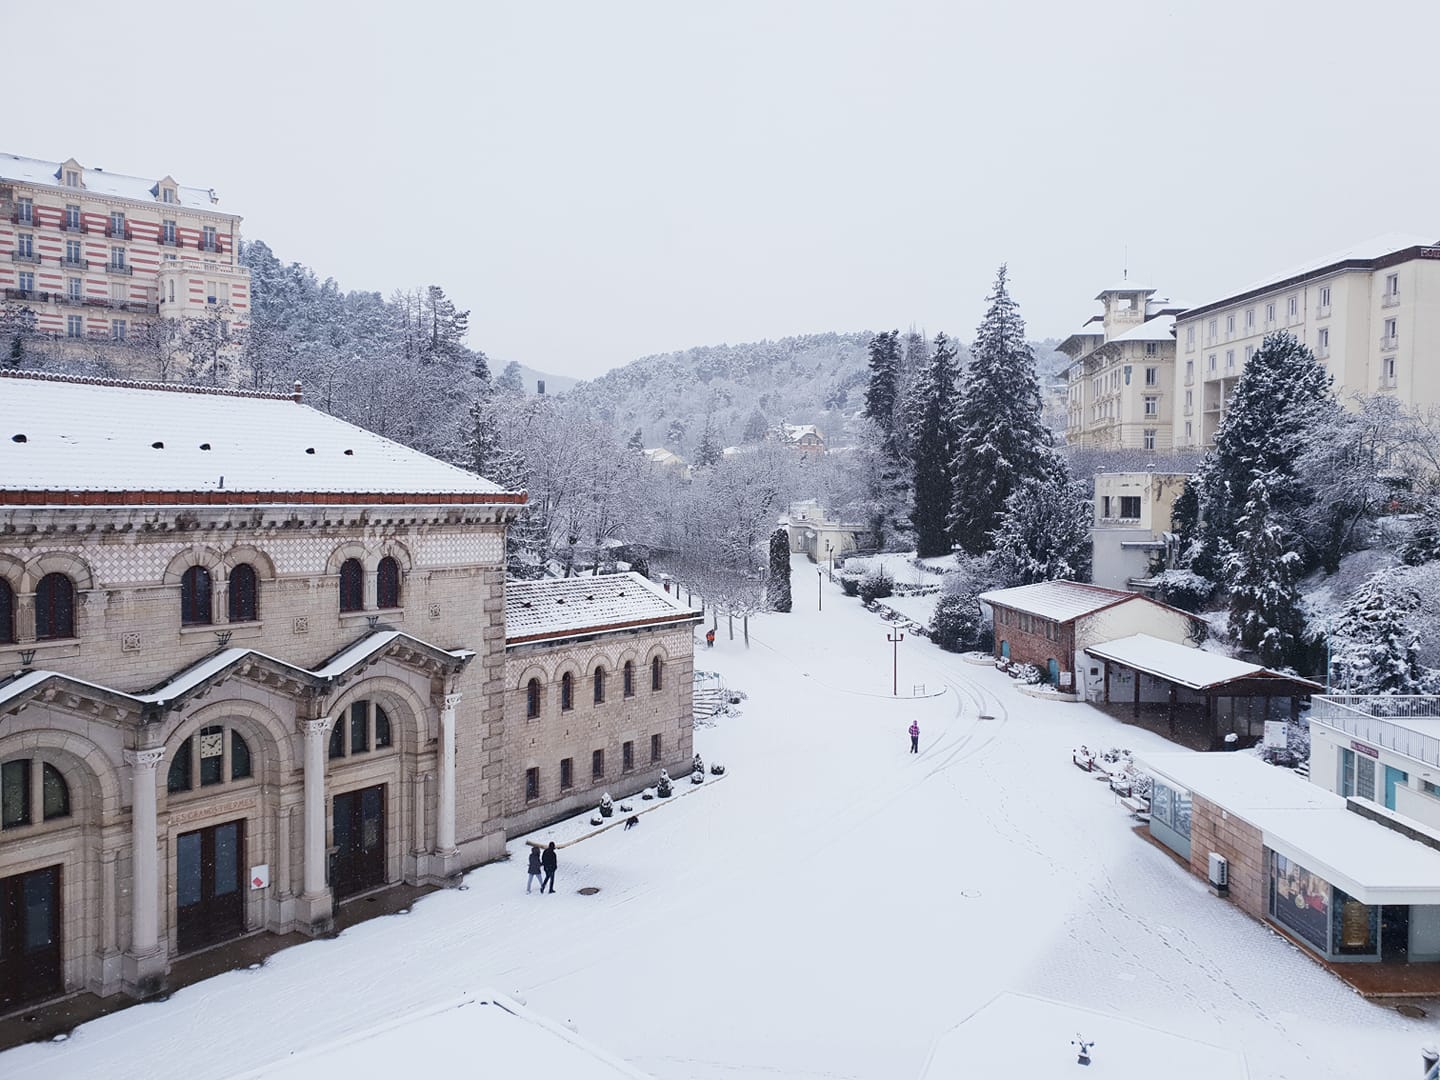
292,381,303,403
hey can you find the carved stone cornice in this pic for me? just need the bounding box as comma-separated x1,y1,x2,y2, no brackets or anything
123,747,166,769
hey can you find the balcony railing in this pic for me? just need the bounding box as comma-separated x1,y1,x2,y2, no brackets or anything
61,219,86,234
1317,305,1332,319
1382,292,1400,308
158,234,178,247
9,210,34,226
1310,695,1440,769
4,287,45,302
197,238,219,253
105,224,133,240
106,262,133,276
12,250,40,264
61,256,88,269
1380,334,1399,351
1380,375,1397,389
125,300,159,314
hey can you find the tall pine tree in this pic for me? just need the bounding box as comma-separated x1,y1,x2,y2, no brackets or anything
949,266,1052,555
1332,572,1431,694
991,457,1092,585
910,333,960,558
1226,471,1307,669
767,528,793,612
863,330,902,442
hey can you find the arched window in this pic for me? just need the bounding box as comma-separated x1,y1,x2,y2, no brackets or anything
623,660,634,698
228,563,258,623
35,573,75,640
1,759,71,829
168,725,253,794
651,656,664,692
526,678,541,719
594,666,606,704
181,565,213,626
0,578,13,644
560,672,573,711
377,556,401,609
328,701,394,760
339,558,364,613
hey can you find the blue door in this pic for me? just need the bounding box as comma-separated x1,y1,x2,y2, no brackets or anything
1385,766,1408,811
1000,641,1010,660
1047,658,1060,685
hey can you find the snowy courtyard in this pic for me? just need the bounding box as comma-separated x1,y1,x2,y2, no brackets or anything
1,562,1431,1080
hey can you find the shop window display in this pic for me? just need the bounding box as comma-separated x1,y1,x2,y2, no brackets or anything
1270,852,1329,952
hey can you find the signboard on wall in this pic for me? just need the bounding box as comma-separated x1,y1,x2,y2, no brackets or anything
250,864,270,890
1350,741,1379,759
1264,721,1287,749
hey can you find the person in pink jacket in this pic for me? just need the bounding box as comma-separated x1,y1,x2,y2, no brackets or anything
909,720,920,754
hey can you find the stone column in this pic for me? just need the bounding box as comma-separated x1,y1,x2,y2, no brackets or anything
296,717,334,932
436,693,460,858
122,747,166,996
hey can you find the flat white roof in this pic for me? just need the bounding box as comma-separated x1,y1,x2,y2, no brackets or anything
978,580,1130,622
1086,634,1320,691
922,992,1246,1080
1136,751,1440,904
0,374,516,499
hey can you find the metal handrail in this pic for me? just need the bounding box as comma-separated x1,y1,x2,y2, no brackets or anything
1311,696,1440,767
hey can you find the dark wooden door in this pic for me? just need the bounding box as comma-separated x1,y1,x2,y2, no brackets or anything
1381,905,1410,961
332,785,386,901
176,819,246,954
0,865,62,1010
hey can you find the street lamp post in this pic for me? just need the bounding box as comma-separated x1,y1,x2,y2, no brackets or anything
825,540,833,582
817,567,823,612
888,630,904,696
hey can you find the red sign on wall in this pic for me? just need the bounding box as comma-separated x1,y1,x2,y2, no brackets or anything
1350,741,1379,759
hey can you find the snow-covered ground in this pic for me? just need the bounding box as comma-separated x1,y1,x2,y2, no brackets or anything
2,558,1430,1080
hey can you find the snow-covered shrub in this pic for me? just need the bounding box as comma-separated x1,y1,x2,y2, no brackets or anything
640,788,655,801
1011,663,1041,685
710,762,725,776
692,753,704,775
930,594,980,652
1154,569,1216,613
590,815,604,826
691,767,704,784
838,573,862,597
599,792,614,818
656,771,672,798
619,802,634,813
858,568,894,602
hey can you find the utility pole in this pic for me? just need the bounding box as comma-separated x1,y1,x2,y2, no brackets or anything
888,630,904,696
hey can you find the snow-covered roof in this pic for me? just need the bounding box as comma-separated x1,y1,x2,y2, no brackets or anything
0,152,225,211
978,580,1131,622
1186,231,1438,315
0,373,521,503
1108,315,1176,344
505,573,702,646
782,423,822,441
1085,634,1321,691
1136,752,1440,904
1094,283,1156,298
235,993,652,1080
922,991,1247,1080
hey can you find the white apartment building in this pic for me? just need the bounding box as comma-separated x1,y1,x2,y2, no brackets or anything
1091,471,1188,591
0,153,249,363
1172,233,1440,448
1059,284,1185,450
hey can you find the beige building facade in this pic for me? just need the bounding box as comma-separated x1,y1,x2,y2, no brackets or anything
1091,472,1188,591
1059,285,1184,450
0,153,249,365
1172,233,1440,448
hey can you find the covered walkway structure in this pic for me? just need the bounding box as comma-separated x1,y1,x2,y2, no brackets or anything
1086,634,1322,751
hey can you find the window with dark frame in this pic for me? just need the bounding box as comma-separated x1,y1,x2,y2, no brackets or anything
325,701,393,761
228,563,258,622
592,749,604,781
377,556,401,609
623,740,634,772
339,558,364,612
35,573,75,640
561,672,574,711
594,667,605,704
0,760,66,827
560,757,574,790
623,661,634,697
0,578,13,644
167,726,253,793
181,565,213,626
651,656,663,691
650,733,662,763
525,767,540,801
526,678,541,719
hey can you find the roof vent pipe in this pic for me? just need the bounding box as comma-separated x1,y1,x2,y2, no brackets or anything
292,381,303,403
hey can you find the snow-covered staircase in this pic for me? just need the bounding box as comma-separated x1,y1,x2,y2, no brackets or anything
1293,758,1311,780
693,686,725,720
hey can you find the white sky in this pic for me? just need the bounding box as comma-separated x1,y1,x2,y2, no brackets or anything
10,0,1439,379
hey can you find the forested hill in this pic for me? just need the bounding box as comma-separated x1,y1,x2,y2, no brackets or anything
565,332,1067,455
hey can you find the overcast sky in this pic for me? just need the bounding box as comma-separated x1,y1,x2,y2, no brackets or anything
11,1,1439,379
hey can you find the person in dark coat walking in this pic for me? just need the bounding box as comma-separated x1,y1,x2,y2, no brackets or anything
541,841,558,894
909,720,920,754
526,845,544,893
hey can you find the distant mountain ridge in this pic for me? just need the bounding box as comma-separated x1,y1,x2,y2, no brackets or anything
563,331,1067,457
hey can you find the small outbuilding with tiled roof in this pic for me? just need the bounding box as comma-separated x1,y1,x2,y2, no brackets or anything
978,580,1205,693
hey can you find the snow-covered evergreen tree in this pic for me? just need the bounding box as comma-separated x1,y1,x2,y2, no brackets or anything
910,333,960,558
1194,331,1337,580
695,411,721,467
990,457,1091,585
1331,571,1432,694
495,360,525,396
949,266,1053,555
863,330,901,439
626,428,645,452
767,528,792,612
1225,472,1307,669
742,408,770,444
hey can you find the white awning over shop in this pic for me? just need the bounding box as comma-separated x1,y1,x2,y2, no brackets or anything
1088,635,1322,692
1137,751,1440,905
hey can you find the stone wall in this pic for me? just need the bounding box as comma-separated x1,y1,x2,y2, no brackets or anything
1188,794,1267,921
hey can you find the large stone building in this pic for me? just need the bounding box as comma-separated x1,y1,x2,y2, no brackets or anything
1172,232,1440,448
0,371,697,1015
0,152,248,359
1059,284,1185,450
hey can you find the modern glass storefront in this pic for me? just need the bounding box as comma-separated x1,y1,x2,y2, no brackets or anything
1149,781,1192,860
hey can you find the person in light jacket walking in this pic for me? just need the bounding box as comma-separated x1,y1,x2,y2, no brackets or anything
526,845,544,893
909,720,920,754
541,841,558,894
